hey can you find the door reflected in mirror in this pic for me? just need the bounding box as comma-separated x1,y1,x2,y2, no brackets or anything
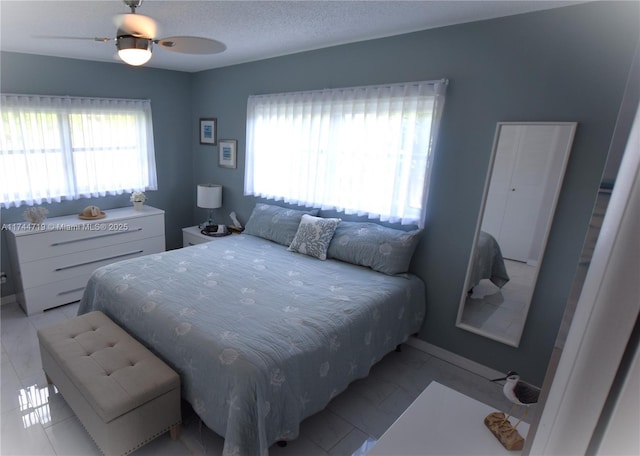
456,122,577,347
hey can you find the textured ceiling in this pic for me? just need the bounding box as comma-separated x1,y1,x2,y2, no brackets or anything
1,1,582,73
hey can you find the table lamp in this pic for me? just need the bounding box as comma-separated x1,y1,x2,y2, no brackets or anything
197,184,222,228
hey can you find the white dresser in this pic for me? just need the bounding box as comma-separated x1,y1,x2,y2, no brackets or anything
5,206,165,315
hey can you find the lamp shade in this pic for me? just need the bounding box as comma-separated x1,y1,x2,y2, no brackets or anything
197,184,222,209
117,36,153,66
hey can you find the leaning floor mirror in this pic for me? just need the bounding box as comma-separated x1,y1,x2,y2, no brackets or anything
456,122,578,347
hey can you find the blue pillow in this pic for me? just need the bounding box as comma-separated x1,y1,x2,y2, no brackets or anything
327,221,422,275
288,214,341,260
244,203,319,246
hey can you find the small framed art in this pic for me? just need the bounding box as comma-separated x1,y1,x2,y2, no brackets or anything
199,118,217,145
219,139,237,169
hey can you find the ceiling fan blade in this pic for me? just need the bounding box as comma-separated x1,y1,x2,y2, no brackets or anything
34,35,113,43
114,13,157,38
156,36,226,55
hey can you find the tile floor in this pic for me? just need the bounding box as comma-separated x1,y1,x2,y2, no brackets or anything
460,259,537,345
1,301,521,455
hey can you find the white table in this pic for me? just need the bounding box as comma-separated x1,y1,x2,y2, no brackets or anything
367,382,529,455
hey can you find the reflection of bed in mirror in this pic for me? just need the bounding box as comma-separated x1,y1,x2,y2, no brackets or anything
468,231,510,293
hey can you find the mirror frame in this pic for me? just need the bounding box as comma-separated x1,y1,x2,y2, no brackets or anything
456,121,578,347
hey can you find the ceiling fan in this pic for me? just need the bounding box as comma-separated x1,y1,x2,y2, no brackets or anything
48,0,226,66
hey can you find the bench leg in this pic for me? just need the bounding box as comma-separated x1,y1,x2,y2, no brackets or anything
169,424,181,440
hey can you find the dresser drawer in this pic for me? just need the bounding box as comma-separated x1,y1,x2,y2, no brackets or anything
22,276,94,314
20,236,164,288
183,228,216,247
12,214,164,262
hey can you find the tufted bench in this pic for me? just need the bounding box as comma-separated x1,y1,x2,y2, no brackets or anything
37,311,181,455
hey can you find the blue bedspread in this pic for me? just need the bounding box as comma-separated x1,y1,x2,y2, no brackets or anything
79,234,425,455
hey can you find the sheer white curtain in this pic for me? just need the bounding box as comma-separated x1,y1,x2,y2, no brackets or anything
1,94,157,208
245,80,447,227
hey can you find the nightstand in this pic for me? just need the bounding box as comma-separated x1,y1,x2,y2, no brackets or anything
182,226,216,247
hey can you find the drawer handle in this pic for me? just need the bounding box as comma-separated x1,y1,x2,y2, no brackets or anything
51,228,143,246
54,250,144,272
58,287,85,296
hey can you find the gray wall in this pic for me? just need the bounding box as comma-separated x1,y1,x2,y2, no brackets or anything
189,1,638,385
0,53,194,296
1,1,638,384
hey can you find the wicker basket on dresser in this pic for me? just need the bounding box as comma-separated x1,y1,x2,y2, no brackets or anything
5,206,165,315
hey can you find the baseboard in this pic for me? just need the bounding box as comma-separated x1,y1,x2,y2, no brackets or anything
407,336,505,380
1,294,17,306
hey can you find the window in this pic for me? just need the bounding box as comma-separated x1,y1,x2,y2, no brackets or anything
1,94,157,208
245,80,447,227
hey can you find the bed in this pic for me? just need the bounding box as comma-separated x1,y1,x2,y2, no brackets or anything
468,231,510,291
78,204,425,455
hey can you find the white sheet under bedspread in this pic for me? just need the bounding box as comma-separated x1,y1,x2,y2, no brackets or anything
79,234,425,455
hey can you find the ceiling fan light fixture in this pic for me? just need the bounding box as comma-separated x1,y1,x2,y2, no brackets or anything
116,35,152,66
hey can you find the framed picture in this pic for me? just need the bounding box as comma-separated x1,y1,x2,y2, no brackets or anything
199,118,217,145
219,139,237,169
